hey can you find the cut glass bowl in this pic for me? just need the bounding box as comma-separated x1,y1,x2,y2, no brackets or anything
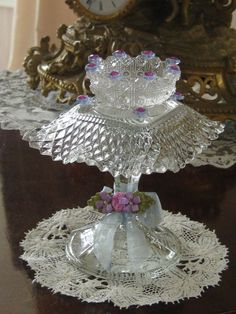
86,52,180,110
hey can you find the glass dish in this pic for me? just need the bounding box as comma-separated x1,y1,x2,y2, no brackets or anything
24,51,224,282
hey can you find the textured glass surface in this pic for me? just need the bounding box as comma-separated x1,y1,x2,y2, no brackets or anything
15,53,225,283
66,175,181,280
87,54,180,110
24,53,224,176
24,99,224,177
0,70,232,170
66,221,181,282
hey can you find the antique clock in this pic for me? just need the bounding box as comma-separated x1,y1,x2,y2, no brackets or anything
67,0,137,21
23,0,236,120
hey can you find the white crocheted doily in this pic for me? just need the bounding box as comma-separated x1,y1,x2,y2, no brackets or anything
20,207,228,308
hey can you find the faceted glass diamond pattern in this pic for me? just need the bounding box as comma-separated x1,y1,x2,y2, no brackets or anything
86,54,180,110
24,100,224,177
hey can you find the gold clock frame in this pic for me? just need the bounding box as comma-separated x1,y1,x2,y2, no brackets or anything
65,0,137,21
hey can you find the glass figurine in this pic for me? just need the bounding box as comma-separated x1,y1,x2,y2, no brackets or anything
24,50,224,283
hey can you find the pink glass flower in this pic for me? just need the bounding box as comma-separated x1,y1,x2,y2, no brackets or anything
95,192,112,213
94,192,143,213
99,192,112,202
126,192,134,200
112,192,127,212
105,204,113,213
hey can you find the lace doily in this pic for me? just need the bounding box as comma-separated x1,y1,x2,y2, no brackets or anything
0,70,235,169
0,70,68,133
20,207,228,308
191,120,236,169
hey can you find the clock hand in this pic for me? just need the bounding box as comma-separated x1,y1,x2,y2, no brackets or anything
86,0,95,9
111,0,116,8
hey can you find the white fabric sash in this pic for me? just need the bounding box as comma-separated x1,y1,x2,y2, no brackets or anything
93,187,163,271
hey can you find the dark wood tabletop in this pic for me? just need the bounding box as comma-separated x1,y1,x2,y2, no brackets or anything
0,129,235,314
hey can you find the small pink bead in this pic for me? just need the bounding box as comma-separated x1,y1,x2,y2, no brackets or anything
166,57,181,65
110,71,120,76
85,63,97,72
170,65,179,70
112,50,127,58
141,50,155,59
88,54,102,63
109,71,122,80
143,50,154,55
77,95,87,101
167,65,180,75
144,71,154,76
144,71,156,80
134,106,147,119
175,92,182,96
173,91,184,101
85,63,97,73
87,63,96,68
76,94,90,105
136,107,146,113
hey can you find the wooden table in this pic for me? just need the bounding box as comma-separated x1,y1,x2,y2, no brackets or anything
0,129,235,314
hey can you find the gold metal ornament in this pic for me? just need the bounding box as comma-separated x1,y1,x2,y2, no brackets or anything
23,0,236,121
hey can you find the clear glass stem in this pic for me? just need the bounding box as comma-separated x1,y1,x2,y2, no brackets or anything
113,174,141,193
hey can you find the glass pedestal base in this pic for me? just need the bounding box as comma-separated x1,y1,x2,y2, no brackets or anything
66,221,181,283
66,176,181,283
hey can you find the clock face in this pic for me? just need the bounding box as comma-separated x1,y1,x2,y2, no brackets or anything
76,0,136,20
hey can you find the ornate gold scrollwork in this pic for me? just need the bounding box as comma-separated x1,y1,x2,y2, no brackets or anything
23,0,236,120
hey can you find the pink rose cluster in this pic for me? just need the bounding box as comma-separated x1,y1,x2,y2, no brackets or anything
96,192,141,213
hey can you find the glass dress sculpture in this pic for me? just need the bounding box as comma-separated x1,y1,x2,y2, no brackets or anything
24,51,224,283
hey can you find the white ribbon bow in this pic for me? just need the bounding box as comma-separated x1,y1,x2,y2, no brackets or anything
93,187,163,271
